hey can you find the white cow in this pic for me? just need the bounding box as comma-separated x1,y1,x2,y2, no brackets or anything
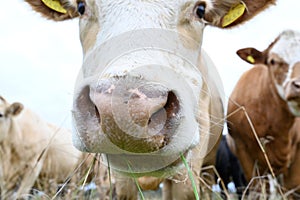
0,96,82,198
23,0,275,199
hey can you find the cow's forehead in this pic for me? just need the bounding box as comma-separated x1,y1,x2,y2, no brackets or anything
89,0,213,26
94,0,213,8
81,0,213,53
270,30,300,66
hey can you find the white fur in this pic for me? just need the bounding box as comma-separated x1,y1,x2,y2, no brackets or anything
271,30,300,87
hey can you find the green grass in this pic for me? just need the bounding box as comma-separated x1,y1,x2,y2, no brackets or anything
180,153,200,200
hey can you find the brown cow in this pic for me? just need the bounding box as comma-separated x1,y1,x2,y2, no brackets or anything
227,30,300,198
0,96,83,198
23,0,275,199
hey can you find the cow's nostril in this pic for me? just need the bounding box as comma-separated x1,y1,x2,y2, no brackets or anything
165,92,180,117
293,81,300,89
148,91,180,137
95,106,101,124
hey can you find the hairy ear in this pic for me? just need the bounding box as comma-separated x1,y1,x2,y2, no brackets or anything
206,0,276,28
236,48,265,65
24,0,79,21
7,103,24,117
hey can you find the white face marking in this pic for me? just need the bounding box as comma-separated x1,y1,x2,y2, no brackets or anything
270,30,300,88
269,30,300,116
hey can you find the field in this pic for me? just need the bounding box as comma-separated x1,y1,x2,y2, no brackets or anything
1,153,299,200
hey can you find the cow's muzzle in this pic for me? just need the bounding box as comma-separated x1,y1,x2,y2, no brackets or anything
72,64,200,175
74,76,182,153
285,78,300,116
286,79,300,101
91,77,181,153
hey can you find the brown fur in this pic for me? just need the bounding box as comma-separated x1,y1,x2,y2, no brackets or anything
205,0,276,27
24,0,78,21
229,0,276,27
227,43,300,198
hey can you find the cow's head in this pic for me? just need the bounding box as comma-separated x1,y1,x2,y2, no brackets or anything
24,0,275,175
237,30,300,116
0,97,23,142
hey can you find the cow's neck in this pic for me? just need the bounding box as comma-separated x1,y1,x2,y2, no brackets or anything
255,69,296,173
247,67,294,137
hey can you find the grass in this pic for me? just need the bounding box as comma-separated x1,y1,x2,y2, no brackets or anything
0,155,299,200
180,152,200,200
1,139,299,199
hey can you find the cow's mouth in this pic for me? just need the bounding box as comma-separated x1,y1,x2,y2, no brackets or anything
287,99,300,116
104,148,191,176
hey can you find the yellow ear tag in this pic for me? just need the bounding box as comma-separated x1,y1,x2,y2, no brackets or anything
222,3,246,27
247,55,255,64
41,0,67,14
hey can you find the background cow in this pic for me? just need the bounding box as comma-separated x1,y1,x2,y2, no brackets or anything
0,96,98,199
23,0,275,199
215,135,247,199
227,30,300,198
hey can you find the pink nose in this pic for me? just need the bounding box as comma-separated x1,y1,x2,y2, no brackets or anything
88,78,181,153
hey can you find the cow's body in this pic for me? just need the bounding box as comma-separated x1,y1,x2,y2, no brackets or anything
227,30,300,197
0,97,82,198
215,135,246,199
23,0,275,199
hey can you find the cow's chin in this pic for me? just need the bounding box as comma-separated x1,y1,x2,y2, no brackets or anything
102,149,192,177
287,100,300,117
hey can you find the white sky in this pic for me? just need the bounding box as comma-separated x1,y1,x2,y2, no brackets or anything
0,0,299,130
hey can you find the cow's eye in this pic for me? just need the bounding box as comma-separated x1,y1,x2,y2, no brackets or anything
195,4,206,19
269,59,276,65
78,1,85,15
0,113,3,118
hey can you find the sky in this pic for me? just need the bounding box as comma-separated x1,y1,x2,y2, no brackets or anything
0,0,300,130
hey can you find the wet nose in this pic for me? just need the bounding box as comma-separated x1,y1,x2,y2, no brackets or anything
286,79,300,101
89,77,180,153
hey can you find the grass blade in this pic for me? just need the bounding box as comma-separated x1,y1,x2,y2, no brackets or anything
180,153,199,200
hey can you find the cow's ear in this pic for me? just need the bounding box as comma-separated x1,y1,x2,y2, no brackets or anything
206,0,276,28
7,103,24,117
24,0,79,21
236,48,265,65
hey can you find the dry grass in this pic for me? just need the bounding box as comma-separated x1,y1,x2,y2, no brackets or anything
0,153,299,200
1,105,299,199
0,153,115,200
225,104,300,200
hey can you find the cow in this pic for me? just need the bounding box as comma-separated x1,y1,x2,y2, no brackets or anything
23,0,276,199
227,30,300,198
0,96,83,198
215,135,247,199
